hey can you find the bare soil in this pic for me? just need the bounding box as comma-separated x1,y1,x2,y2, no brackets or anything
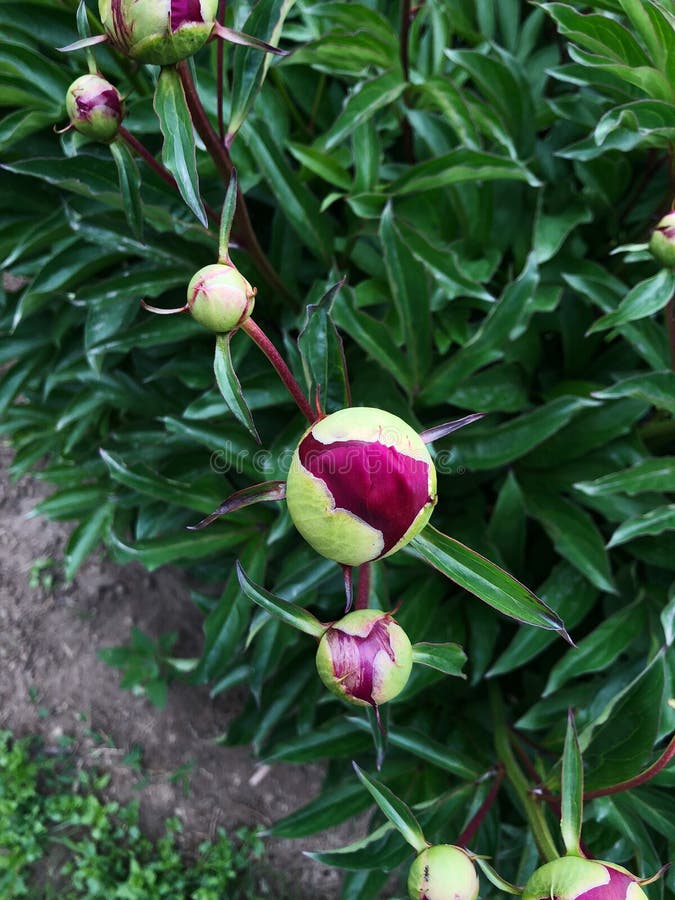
0,443,359,898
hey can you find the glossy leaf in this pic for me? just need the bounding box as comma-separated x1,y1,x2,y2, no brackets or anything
109,139,143,240
235,561,325,638
523,489,615,594
297,279,350,414
214,332,261,443
574,458,675,496
607,504,675,548
153,66,206,226
412,525,570,638
587,269,675,334
411,642,467,678
561,710,584,857
352,763,427,853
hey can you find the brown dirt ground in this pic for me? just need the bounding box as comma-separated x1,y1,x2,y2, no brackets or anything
0,442,363,898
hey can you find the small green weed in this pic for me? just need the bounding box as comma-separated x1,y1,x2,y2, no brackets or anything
0,731,284,899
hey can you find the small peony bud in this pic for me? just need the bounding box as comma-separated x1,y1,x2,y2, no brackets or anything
407,844,479,900
523,856,648,900
649,211,675,268
285,407,437,567
186,264,255,333
65,74,123,142
315,609,413,708
98,0,218,65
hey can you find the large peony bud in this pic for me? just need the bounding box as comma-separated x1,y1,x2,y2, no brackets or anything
98,0,218,65
65,74,123,142
407,845,479,900
523,856,648,900
186,264,255,333
285,407,437,567
315,609,413,708
649,211,675,268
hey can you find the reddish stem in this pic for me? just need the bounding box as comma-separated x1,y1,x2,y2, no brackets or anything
457,764,505,848
119,126,218,224
176,61,293,304
585,735,675,800
217,0,227,143
355,562,371,610
242,318,315,423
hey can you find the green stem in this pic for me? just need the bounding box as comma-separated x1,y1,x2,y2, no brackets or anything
490,684,560,863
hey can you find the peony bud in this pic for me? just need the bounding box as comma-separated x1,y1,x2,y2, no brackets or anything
186,264,255,333
285,407,437,567
98,0,218,65
523,856,648,900
65,74,123,142
315,609,413,708
407,844,479,900
649,211,675,268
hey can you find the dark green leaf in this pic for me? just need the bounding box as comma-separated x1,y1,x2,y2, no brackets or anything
412,525,570,638
574,458,675,497
214,332,261,443
235,561,325,638
561,710,583,857
587,270,675,334
297,279,350,414
411,642,467,678
607,504,675,548
523,489,615,594
352,763,427,852
153,66,206,225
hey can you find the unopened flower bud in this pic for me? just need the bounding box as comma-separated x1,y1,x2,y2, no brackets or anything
99,0,218,65
315,609,413,708
523,856,648,900
407,845,479,900
649,211,675,268
65,74,123,142
186,264,255,333
285,407,437,567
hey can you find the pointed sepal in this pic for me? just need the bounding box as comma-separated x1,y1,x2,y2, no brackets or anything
188,481,286,530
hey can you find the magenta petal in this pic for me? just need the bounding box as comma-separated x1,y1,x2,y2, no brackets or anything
581,867,637,900
299,435,431,554
75,89,122,117
171,0,205,29
326,618,394,705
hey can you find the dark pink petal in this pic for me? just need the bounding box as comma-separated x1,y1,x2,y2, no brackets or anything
171,0,205,29
299,435,431,554
326,618,394,705
75,89,122,118
581,867,637,900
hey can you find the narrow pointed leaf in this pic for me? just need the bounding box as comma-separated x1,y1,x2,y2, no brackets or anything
607,504,675,548
352,762,427,853
411,643,467,677
297,278,350,414
475,858,522,895
227,0,295,139
587,269,675,334
412,525,570,639
574,458,675,496
188,481,286,530
214,332,261,443
235,561,325,638
154,66,206,226
110,139,143,240
64,502,113,582
561,710,584,856
218,170,238,264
